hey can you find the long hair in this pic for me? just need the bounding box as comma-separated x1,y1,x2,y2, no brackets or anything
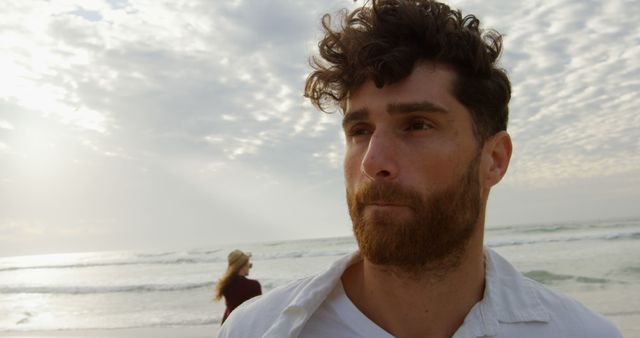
304,0,511,143
214,250,250,301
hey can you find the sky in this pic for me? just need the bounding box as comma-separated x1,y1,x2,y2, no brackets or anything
0,0,638,257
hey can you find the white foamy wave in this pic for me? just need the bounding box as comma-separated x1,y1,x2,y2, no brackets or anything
253,248,355,261
258,278,305,292
486,217,640,234
487,231,640,248
0,257,226,273
0,247,354,273
2,317,220,332
0,281,215,295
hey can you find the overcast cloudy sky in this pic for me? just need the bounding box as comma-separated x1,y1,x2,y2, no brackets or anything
1,0,638,257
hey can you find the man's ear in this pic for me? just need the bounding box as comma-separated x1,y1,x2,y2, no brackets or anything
482,131,512,187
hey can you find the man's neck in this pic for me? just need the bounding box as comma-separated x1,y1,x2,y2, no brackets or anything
341,240,485,338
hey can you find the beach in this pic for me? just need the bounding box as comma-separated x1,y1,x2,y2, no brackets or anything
0,326,218,338
1,218,638,337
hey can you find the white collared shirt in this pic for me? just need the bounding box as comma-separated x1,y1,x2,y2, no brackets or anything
218,248,621,338
299,281,394,338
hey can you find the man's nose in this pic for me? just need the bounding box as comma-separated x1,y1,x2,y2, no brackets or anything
360,132,398,181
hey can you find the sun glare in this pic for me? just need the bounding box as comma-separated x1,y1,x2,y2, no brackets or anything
8,126,66,178
0,6,108,135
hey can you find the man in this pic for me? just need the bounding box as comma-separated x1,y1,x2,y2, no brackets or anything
218,0,622,337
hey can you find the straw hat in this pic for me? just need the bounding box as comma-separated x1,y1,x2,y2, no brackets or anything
227,249,251,270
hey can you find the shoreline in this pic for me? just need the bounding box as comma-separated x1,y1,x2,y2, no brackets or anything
0,326,219,338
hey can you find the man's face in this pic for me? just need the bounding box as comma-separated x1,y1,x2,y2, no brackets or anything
343,62,484,269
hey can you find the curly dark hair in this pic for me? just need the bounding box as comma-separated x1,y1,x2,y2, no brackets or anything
304,0,511,142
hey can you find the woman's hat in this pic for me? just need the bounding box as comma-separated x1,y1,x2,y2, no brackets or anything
227,249,251,269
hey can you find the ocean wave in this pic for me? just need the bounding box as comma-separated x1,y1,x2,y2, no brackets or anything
0,248,354,273
0,281,215,295
621,266,640,275
0,277,303,296
0,257,226,273
487,217,640,233
603,310,640,317
262,236,355,248
187,249,221,255
487,231,640,248
519,225,578,233
253,248,354,261
523,270,611,285
1,231,635,272
1,318,220,333
134,251,176,258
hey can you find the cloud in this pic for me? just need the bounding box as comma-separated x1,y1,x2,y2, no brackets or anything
0,0,638,255
457,0,640,187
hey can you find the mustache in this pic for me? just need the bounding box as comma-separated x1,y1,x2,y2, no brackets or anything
352,182,423,209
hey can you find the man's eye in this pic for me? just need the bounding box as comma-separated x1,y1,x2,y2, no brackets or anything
348,126,371,136
407,121,433,131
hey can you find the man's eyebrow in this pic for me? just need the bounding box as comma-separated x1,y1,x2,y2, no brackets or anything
342,101,447,128
342,108,369,128
388,101,449,114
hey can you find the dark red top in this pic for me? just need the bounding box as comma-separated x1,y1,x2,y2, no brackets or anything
222,275,262,323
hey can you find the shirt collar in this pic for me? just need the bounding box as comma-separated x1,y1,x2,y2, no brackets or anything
474,247,550,336
265,248,550,338
263,252,361,337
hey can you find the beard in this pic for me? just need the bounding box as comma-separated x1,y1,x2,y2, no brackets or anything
347,154,481,273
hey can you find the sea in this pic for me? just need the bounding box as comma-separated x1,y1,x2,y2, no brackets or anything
1,217,639,336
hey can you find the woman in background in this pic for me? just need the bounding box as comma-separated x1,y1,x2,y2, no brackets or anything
215,249,262,324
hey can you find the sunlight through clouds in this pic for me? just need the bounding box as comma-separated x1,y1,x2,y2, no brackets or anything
0,0,638,256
